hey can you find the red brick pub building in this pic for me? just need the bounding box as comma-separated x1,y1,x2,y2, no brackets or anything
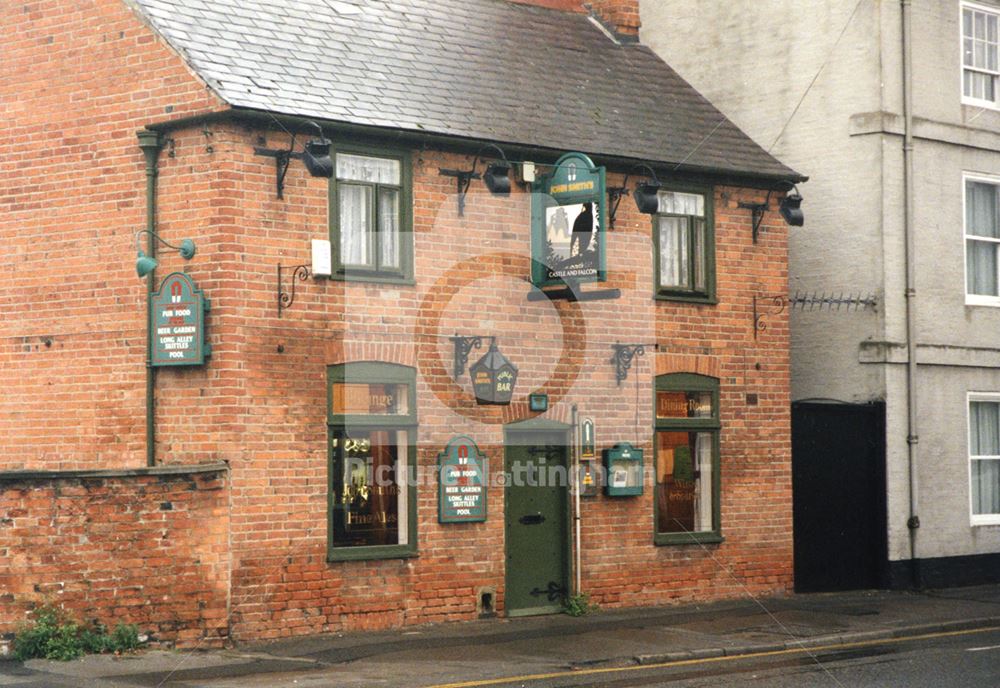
0,0,803,647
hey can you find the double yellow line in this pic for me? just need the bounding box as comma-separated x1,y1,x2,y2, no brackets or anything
426,625,1000,688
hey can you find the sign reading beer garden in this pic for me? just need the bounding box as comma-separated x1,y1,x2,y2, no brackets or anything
531,152,607,288
151,272,209,366
438,436,487,523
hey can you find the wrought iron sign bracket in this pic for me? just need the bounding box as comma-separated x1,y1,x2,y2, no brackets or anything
607,186,627,230
606,164,661,229
277,264,311,317
450,335,495,379
752,293,787,339
438,168,481,217
611,343,658,385
738,190,773,244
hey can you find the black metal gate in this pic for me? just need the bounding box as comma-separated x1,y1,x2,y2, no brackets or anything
792,401,888,592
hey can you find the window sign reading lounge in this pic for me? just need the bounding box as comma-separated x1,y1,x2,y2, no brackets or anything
531,152,608,287
438,436,487,523
331,382,409,416
151,272,209,366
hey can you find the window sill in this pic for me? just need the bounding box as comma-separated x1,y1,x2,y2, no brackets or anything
962,97,1000,110
965,295,1000,307
655,292,717,305
332,272,415,286
327,544,418,562
654,532,723,546
971,517,1000,527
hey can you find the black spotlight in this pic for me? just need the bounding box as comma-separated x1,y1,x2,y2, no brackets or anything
633,181,662,214
302,136,334,178
483,162,511,196
779,190,804,226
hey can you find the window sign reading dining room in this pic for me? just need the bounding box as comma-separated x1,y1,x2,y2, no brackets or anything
531,152,607,287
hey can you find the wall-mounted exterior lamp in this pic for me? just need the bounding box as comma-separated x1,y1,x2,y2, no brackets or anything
780,187,804,226
607,164,663,229
254,120,333,199
438,143,511,216
134,230,196,278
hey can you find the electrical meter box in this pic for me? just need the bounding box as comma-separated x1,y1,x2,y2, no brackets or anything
603,442,643,497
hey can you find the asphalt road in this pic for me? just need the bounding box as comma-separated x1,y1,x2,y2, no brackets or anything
419,627,1000,688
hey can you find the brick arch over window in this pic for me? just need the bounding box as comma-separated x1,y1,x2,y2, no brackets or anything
655,353,720,379
324,339,417,368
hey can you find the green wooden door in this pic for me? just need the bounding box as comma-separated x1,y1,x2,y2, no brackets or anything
504,430,569,616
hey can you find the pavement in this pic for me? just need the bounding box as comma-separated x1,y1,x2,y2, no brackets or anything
3,585,1000,687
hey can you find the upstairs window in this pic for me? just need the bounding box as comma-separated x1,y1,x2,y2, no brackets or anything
654,189,715,302
965,176,1000,303
331,147,413,283
963,4,1000,106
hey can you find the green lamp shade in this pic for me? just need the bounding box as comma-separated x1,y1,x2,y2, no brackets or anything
136,251,158,278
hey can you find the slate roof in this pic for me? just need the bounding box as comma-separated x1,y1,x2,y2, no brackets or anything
130,0,801,180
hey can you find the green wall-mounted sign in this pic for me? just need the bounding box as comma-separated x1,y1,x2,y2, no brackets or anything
438,436,487,523
150,272,209,367
531,152,607,288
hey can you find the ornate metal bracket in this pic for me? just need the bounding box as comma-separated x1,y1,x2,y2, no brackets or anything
753,294,787,339
607,164,661,229
450,335,495,379
738,190,773,244
277,264,311,317
438,144,509,217
611,343,657,385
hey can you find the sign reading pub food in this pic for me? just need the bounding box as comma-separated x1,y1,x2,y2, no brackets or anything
531,152,607,288
438,436,487,523
150,272,209,366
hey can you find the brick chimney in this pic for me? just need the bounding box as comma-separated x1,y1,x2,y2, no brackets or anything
506,0,640,39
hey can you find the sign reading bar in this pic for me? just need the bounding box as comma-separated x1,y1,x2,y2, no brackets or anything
438,436,487,523
531,152,607,288
151,272,209,367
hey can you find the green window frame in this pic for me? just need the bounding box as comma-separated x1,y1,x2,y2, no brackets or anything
653,187,716,303
327,362,418,561
329,144,414,284
653,372,722,545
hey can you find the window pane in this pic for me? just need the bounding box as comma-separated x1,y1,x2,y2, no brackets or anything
967,240,999,295
657,191,704,217
332,429,408,547
990,45,998,72
976,11,986,41
971,402,1000,456
965,38,975,67
656,431,714,534
972,460,1000,515
659,216,689,288
337,153,401,185
379,188,400,269
965,68,974,97
339,183,373,267
976,40,987,69
990,15,998,45
331,382,409,416
656,390,714,419
693,219,706,292
966,182,998,238
965,8,973,39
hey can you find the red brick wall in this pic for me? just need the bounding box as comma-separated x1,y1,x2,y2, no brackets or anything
507,0,639,35
0,0,224,471
0,467,230,650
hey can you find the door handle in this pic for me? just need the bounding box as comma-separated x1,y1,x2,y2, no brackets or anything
518,513,546,525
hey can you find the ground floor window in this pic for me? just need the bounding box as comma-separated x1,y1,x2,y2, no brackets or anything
654,373,721,544
328,363,417,560
969,395,1000,525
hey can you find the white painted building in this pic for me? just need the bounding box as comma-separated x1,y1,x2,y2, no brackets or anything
642,0,1000,587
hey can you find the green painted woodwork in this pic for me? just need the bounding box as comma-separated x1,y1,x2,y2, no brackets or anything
504,429,569,616
438,435,487,523
150,273,209,367
651,183,716,303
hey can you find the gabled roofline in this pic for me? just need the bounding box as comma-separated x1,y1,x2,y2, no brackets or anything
143,107,808,188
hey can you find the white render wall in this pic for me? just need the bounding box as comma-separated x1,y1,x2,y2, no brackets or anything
642,0,1000,563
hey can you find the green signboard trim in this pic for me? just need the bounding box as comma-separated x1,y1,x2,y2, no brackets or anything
531,152,608,288
437,435,488,524
150,272,208,367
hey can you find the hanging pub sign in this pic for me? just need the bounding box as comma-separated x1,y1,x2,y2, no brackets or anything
470,342,518,405
531,152,607,288
438,436,487,523
150,272,209,366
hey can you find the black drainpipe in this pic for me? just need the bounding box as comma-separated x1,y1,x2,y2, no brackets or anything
137,130,162,467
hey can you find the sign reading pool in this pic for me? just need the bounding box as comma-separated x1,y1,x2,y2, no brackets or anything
531,152,607,288
438,436,487,523
151,272,210,367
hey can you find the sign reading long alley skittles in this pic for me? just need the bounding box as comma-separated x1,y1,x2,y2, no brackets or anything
438,436,487,523
151,272,209,366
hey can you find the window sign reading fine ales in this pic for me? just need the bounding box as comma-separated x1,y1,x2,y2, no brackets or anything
151,272,209,366
531,152,607,288
438,436,487,523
